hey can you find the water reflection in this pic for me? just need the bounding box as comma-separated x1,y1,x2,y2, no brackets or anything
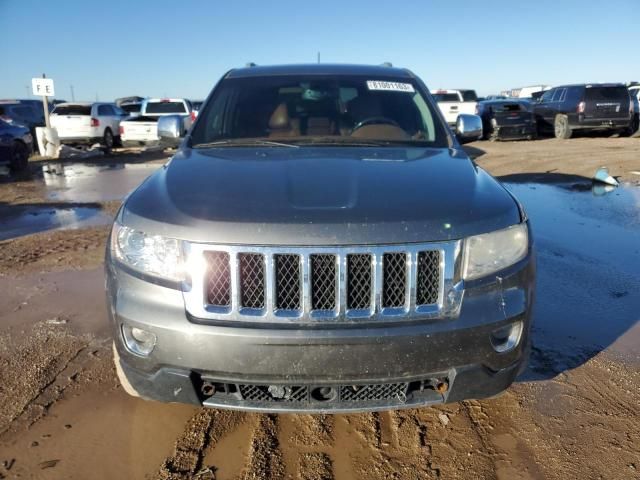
42,162,160,202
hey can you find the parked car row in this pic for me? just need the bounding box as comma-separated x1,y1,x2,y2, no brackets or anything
50,102,128,148
0,94,200,154
0,99,46,138
435,83,638,141
119,98,195,146
0,118,32,172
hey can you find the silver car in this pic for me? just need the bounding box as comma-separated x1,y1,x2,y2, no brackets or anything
106,64,535,413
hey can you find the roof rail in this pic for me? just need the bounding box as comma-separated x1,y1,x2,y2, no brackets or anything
380,62,393,67
245,62,257,67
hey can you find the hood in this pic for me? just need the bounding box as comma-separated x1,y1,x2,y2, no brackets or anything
122,146,520,245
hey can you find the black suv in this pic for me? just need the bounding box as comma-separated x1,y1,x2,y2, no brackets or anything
533,84,633,139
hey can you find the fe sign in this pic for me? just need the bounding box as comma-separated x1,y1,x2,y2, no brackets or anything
32,77,55,97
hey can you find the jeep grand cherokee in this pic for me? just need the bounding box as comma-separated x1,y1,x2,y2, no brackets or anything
106,64,535,413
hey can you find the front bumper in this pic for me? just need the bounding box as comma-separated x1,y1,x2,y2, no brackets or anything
106,249,535,412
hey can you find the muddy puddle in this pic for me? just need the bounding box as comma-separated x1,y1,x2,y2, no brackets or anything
42,162,161,202
0,173,638,479
0,205,110,241
505,181,640,367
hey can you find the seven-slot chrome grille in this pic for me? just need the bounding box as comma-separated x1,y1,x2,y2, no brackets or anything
186,242,460,324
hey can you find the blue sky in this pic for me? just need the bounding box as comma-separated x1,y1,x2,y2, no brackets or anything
1,0,637,101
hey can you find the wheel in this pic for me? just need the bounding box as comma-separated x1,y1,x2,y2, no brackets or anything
112,342,141,398
103,128,114,149
619,116,638,137
9,140,29,172
631,114,640,137
554,114,572,139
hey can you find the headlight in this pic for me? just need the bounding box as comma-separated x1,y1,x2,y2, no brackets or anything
462,224,528,281
111,222,186,282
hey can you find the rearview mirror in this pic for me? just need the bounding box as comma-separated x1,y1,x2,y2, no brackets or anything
158,115,184,147
455,114,483,142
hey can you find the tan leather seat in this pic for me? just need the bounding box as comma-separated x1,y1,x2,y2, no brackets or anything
268,103,300,138
306,117,335,136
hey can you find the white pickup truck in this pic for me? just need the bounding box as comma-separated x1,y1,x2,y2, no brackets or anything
119,98,195,146
431,89,479,126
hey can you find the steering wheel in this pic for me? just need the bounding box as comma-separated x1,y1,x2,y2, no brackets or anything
351,116,400,133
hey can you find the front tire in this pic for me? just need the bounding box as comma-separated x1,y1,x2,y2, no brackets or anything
10,140,29,172
554,114,572,139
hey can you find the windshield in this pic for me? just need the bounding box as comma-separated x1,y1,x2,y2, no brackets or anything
460,90,478,102
190,75,448,147
145,101,187,114
584,86,629,102
492,102,527,112
121,103,141,113
52,105,91,115
432,93,460,102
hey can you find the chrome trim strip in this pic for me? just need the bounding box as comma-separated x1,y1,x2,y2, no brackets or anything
184,241,461,325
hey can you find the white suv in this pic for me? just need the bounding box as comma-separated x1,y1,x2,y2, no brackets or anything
50,102,127,148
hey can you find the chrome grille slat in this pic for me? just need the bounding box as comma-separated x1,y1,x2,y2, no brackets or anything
187,242,459,324
417,251,440,305
310,254,337,310
239,253,266,309
275,254,301,310
382,252,407,308
347,254,373,310
204,251,231,307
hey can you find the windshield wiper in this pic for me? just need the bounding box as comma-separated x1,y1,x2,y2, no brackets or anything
192,139,299,148
286,137,392,147
290,137,430,148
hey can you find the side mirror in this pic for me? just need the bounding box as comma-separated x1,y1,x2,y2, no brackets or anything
158,115,183,147
455,114,483,142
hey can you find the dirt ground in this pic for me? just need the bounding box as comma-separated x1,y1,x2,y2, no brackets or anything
0,139,638,480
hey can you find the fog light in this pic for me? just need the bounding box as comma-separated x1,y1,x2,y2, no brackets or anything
490,321,523,353
122,325,156,356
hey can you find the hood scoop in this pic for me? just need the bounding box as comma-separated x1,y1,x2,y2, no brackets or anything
286,159,357,210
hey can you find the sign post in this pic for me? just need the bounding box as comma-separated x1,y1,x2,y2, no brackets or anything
32,74,54,128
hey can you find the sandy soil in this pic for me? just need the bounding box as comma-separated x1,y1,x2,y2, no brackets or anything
0,139,639,479
469,137,640,184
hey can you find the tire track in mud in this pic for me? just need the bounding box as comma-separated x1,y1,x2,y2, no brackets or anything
157,409,246,479
279,414,336,479
0,322,107,435
243,414,285,480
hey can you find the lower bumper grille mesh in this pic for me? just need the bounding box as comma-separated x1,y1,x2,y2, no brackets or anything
236,383,409,403
239,384,309,402
340,383,407,401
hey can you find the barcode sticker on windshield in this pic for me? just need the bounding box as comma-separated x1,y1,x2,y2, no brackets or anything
366,81,415,93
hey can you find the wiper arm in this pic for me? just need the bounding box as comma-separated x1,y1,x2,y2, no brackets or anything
288,137,391,147
192,139,299,148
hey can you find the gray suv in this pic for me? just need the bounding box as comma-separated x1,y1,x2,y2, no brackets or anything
106,64,535,412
